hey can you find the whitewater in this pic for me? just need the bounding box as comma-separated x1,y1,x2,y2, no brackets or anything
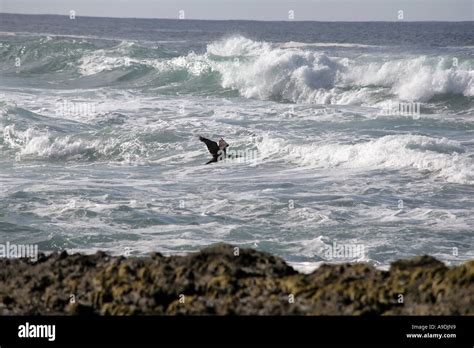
0,14,473,270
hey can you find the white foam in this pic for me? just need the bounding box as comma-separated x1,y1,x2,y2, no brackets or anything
208,36,474,104
74,36,473,106
1,124,159,163
344,56,474,102
78,52,133,76
147,52,211,76
207,36,272,56
256,134,474,185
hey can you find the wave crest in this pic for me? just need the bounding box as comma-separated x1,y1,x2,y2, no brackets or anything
256,134,474,185
209,36,473,104
1,124,158,163
3,35,473,107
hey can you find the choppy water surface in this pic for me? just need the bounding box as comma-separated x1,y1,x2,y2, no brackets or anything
0,14,473,270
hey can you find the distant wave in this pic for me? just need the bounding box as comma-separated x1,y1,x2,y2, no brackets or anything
1,35,473,107
0,30,187,44
77,36,474,104
279,41,381,49
208,36,474,104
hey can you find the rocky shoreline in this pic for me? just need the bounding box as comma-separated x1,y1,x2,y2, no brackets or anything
0,244,472,315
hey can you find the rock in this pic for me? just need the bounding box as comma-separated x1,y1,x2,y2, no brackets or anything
390,255,446,271
0,244,472,315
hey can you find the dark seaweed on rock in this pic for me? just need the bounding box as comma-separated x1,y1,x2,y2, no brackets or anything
0,244,472,315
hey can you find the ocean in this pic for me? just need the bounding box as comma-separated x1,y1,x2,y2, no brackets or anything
0,14,473,271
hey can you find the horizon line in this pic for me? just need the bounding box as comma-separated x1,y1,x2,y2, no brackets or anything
0,12,472,23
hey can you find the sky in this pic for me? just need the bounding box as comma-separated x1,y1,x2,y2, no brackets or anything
0,0,473,21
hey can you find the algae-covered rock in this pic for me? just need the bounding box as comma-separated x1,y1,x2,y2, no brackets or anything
0,243,472,315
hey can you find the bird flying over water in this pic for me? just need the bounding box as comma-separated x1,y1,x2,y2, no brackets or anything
199,136,229,164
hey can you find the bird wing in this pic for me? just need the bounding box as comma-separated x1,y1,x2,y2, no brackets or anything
199,136,219,156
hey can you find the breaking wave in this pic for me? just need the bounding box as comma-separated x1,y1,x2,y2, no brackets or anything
207,36,473,104
256,134,474,185
2,36,472,107
1,123,165,163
